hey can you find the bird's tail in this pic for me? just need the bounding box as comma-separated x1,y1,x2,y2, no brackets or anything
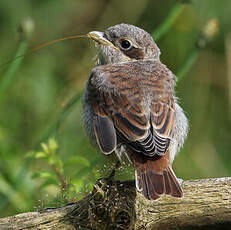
135,164,183,200
128,150,183,200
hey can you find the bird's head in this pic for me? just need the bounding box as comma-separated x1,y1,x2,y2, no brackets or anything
88,23,160,65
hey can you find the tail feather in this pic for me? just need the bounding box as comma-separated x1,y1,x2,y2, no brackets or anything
141,172,150,199
149,171,165,194
136,170,160,199
166,167,183,197
128,149,183,200
145,171,161,199
135,166,183,200
163,170,171,195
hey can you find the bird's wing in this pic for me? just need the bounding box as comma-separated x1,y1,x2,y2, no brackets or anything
93,115,117,154
88,60,175,156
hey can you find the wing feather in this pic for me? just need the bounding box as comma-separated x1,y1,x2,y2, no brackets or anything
93,116,117,154
88,60,175,157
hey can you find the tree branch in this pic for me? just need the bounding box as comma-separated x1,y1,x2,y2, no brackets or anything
1,177,231,230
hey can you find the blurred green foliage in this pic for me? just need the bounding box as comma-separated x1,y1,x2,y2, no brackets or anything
0,0,231,217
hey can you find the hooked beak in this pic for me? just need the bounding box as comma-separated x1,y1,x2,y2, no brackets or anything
87,31,118,51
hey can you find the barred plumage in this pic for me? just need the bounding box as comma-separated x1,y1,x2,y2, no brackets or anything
84,24,188,200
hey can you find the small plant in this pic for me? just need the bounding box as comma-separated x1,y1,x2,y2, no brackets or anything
26,138,95,206
27,138,70,202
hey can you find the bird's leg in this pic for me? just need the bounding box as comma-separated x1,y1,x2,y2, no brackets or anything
107,146,124,180
107,160,121,180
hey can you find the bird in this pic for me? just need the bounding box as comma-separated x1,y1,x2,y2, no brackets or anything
83,24,188,200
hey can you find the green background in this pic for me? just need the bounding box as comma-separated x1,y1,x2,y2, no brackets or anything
0,0,230,217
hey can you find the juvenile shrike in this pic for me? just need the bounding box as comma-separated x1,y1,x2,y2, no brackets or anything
83,24,188,200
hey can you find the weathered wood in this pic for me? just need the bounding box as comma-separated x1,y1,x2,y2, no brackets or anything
0,177,231,229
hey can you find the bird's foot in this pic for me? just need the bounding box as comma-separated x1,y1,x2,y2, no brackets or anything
107,160,121,181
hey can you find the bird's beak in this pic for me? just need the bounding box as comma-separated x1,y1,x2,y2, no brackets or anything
87,31,118,51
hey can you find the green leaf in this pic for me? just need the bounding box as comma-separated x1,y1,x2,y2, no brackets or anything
64,156,90,167
32,171,56,180
41,143,49,154
48,154,58,165
48,138,58,153
25,151,36,158
35,151,47,159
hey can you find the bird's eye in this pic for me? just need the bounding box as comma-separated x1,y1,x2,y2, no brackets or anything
120,39,132,50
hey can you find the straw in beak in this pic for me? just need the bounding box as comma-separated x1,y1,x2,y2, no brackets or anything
87,31,118,51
